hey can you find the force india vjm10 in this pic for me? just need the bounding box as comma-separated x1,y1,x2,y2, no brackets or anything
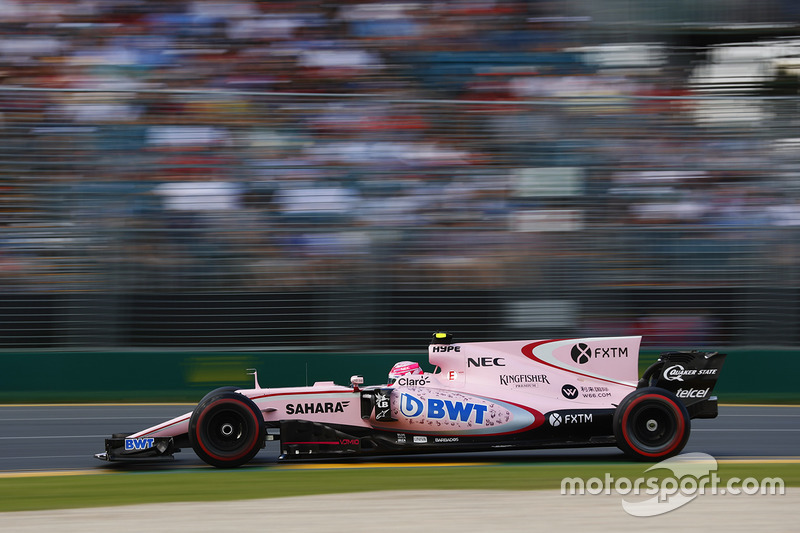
95,333,726,468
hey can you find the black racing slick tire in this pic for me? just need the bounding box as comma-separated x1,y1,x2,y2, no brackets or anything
197,386,242,404
613,387,690,461
189,391,265,468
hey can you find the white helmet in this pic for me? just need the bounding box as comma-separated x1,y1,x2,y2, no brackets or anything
388,361,423,385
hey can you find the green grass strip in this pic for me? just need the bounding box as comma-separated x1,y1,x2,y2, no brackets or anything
1,462,797,513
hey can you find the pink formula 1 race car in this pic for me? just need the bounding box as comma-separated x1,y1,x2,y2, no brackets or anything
95,333,726,468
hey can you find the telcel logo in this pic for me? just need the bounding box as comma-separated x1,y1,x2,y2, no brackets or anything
676,388,710,399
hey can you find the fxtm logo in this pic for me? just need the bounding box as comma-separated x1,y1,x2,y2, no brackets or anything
400,393,488,424
286,401,350,415
548,412,593,426
571,343,628,365
467,357,505,368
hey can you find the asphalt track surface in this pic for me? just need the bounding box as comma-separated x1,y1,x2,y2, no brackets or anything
0,403,798,473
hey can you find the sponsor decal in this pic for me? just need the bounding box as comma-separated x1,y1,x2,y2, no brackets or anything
375,392,541,436
397,433,407,444
561,384,579,399
676,388,710,399
124,438,154,451
579,385,612,399
286,400,350,415
339,438,360,446
499,374,550,387
447,370,458,381
664,364,691,381
571,343,591,364
397,375,431,387
571,343,628,365
434,437,459,443
400,393,488,424
374,392,394,421
432,345,461,352
548,412,593,426
413,435,428,444
467,357,506,368
664,365,717,382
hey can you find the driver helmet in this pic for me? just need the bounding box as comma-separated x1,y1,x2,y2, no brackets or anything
388,360,423,385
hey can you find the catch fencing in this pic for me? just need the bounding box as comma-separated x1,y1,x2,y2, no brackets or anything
1,86,798,349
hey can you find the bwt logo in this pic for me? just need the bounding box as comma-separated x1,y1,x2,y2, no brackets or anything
124,438,154,451
571,343,628,365
400,393,488,424
467,357,505,368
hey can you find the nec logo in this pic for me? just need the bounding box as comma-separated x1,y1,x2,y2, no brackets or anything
467,357,505,368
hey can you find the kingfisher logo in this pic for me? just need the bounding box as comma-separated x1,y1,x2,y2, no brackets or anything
571,343,628,365
399,393,488,424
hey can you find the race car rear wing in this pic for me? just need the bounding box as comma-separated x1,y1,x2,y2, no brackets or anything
639,350,727,419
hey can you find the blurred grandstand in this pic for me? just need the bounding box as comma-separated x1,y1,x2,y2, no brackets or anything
1,1,799,350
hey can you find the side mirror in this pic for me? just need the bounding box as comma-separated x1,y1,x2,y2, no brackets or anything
350,375,364,390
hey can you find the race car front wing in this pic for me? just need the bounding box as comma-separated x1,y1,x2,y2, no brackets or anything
94,435,179,463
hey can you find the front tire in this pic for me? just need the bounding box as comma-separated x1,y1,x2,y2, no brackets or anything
189,391,265,468
614,387,690,461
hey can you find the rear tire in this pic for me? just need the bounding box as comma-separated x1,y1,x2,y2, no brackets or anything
614,387,690,461
189,392,264,468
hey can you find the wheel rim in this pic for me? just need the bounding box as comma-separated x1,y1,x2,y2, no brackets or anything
627,401,678,453
201,406,252,455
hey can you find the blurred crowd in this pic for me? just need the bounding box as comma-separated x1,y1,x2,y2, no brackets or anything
1,0,799,301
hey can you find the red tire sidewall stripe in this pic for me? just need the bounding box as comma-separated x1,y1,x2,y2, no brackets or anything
621,394,685,458
195,398,260,462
